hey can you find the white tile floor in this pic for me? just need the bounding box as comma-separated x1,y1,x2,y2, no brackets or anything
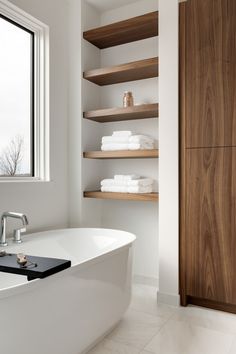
87,284,236,354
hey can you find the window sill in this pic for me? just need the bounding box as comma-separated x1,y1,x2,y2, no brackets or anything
0,177,51,183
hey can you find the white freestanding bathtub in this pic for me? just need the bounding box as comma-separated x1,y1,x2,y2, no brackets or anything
0,228,136,354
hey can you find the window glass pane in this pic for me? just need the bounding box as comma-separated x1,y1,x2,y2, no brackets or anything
0,16,33,177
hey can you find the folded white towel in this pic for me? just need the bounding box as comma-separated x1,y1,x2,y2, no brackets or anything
112,131,133,137
102,135,155,145
129,135,155,144
127,178,153,187
129,142,155,150
101,143,129,151
101,185,153,194
102,136,130,144
101,178,153,187
101,179,119,186
128,185,153,193
114,174,140,181
101,142,155,151
101,186,128,193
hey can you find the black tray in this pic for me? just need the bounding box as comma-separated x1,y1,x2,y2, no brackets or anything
0,253,71,281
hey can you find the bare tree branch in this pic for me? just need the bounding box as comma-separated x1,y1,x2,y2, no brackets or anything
0,136,24,176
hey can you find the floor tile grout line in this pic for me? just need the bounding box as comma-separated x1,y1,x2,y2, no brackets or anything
170,313,236,336
139,314,171,352
106,308,170,353
169,315,236,337
107,336,146,353
129,305,175,320
105,338,142,354
138,349,154,354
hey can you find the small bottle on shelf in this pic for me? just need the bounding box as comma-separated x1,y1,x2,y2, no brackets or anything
123,91,134,108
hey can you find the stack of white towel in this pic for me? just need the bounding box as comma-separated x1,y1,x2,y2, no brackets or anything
101,175,154,194
101,131,155,151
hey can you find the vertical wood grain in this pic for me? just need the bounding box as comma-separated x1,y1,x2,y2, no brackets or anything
186,0,236,148
186,147,236,304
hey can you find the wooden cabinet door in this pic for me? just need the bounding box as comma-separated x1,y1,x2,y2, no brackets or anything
185,0,236,148
185,147,236,304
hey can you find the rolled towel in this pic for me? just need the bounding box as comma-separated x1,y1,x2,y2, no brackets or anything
101,143,129,151
102,136,130,144
129,135,155,144
114,174,140,181
101,178,153,187
112,131,133,137
129,142,155,150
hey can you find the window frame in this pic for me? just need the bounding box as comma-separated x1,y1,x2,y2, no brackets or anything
0,0,49,182
0,13,35,177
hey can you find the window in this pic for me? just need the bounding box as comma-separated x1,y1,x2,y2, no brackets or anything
0,15,34,177
0,0,49,181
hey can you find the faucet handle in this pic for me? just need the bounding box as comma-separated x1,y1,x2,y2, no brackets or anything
13,227,26,244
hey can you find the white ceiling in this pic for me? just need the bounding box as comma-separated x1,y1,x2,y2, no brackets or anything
86,0,139,12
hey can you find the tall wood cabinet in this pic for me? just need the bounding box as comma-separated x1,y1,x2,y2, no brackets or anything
180,0,236,313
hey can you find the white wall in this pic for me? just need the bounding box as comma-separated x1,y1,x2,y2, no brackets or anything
68,0,105,228
2,0,69,235
158,0,179,305
68,0,83,227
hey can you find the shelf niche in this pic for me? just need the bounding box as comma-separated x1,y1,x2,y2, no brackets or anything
83,10,159,205
84,191,159,202
83,11,158,49
83,57,158,86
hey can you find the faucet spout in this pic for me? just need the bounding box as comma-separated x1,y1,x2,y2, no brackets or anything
0,212,29,246
2,212,29,225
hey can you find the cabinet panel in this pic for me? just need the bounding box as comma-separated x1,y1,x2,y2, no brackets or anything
186,0,236,148
186,148,236,304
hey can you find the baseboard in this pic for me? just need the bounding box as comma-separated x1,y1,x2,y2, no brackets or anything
133,275,158,287
157,291,180,307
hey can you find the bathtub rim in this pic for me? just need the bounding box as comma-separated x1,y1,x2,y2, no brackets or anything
0,227,135,300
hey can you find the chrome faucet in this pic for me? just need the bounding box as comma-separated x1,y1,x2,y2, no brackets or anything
0,212,29,246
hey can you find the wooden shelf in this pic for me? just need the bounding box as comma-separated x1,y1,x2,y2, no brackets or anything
83,57,158,86
83,103,158,123
84,191,159,202
83,11,158,49
83,149,159,159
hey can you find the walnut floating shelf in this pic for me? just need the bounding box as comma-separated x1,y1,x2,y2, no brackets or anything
84,191,159,202
84,103,159,123
83,149,159,159
83,11,158,49
83,57,158,86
